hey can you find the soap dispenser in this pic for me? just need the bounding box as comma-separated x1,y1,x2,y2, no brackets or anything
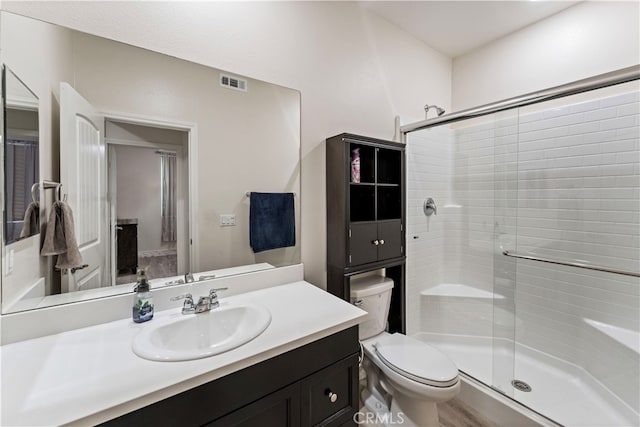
132,267,154,323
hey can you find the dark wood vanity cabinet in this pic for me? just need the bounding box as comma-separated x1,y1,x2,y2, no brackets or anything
326,133,406,334
101,327,360,427
116,221,138,274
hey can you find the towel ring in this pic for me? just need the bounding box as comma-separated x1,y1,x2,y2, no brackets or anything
30,182,40,206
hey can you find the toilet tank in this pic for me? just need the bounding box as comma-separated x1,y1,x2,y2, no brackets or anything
350,275,394,340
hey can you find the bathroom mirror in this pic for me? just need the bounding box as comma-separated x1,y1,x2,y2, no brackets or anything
2,65,40,245
0,11,301,313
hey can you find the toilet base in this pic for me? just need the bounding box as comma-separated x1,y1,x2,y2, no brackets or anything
361,388,439,427
390,393,439,427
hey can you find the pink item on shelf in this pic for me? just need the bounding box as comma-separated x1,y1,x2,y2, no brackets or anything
351,148,361,183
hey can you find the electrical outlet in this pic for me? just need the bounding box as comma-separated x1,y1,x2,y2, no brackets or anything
219,214,236,226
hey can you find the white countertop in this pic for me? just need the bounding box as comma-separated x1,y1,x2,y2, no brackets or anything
1,281,366,426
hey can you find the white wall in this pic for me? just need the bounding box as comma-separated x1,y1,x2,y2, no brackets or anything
1,1,452,288
453,1,640,110
113,145,175,254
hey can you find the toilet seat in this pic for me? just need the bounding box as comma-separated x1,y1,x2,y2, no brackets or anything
373,334,459,388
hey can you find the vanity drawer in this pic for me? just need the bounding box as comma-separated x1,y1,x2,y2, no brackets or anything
301,353,359,427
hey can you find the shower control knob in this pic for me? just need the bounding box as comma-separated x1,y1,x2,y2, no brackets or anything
372,240,379,245
424,198,437,216
325,389,338,403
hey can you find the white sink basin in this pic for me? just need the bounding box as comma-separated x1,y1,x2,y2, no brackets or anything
132,303,272,361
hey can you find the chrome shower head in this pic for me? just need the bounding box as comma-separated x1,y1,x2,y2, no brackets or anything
424,104,446,118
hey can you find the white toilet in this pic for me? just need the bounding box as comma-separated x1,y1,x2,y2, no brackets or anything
351,275,460,427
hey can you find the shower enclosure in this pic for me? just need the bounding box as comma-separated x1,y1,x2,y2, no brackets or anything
403,66,639,426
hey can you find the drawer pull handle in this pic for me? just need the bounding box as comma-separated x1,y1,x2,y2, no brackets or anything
325,389,338,403
372,240,379,246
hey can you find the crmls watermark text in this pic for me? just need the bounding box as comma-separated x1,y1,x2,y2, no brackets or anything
353,411,406,425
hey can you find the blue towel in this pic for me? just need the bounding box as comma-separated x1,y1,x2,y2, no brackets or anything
249,192,295,253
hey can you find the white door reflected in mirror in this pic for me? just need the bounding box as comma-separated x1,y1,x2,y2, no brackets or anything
59,83,109,293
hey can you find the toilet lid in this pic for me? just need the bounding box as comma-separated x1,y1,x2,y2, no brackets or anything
374,334,459,387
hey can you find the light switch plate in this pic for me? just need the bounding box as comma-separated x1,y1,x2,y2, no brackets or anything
220,214,236,226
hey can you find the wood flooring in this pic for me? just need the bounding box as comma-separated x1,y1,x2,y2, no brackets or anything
116,253,177,284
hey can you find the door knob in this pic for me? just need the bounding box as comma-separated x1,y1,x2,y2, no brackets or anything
372,240,379,245
379,239,385,245
325,389,338,403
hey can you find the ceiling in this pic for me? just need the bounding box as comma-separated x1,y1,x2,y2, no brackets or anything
360,1,580,58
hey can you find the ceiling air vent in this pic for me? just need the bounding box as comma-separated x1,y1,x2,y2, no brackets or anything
220,73,247,92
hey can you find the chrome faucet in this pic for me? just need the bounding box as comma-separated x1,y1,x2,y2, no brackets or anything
170,288,228,314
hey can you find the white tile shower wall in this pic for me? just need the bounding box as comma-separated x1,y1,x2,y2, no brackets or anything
418,114,520,340
453,115,518,293
405,127,452,336
440,89,639,412
408,115,519,341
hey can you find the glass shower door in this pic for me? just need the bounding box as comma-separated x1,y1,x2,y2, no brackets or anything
490,108,519,397
507,83,640,426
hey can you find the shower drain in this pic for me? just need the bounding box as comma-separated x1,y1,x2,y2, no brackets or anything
511,379,532,392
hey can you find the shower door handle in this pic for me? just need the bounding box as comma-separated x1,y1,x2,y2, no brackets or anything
424,198,437,216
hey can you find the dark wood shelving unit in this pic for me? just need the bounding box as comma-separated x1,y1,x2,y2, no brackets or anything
326,133,406,334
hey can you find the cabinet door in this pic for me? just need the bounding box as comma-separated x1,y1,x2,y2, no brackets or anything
301,354,359,427
205,382,301,427
377,220,402,261
117,224,138,273
349,222,378,266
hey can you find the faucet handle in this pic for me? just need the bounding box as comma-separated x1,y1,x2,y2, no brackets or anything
170,293,195,314
209,287,228,298
208,287,228,309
